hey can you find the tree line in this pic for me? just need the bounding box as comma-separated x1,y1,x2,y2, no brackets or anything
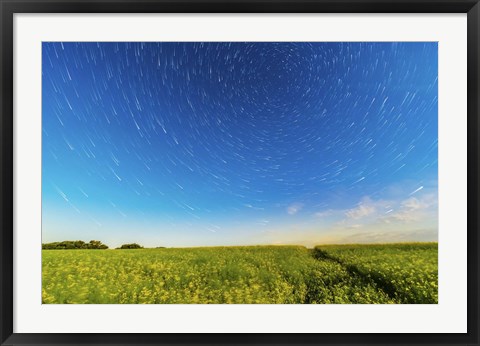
42,240,146,250
42,240,108,250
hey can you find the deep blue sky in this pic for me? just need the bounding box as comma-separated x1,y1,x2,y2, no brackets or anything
42,42,438,247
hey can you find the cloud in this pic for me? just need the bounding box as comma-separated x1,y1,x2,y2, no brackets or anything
334,190,437,229
401,197,426,211
337,229,438,244
344,196,394,220
345,203,376,219
381,195,436,223
287,203,303,215
314,209,333,218
382,210,420,223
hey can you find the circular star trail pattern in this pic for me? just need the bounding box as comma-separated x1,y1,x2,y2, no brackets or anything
42,42,437,232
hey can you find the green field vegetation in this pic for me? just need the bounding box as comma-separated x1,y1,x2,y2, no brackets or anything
42,243,437,304
313,243,438,304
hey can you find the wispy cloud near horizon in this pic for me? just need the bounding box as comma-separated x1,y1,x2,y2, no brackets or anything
287,203,304,215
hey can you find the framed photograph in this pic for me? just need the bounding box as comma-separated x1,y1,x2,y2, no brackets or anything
1,0,479,345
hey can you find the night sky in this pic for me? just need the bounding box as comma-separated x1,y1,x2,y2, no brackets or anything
42,42,438,248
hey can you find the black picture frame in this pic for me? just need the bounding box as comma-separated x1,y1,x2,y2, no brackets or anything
1,1,479,345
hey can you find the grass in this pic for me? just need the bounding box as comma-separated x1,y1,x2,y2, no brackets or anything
42,242,438,304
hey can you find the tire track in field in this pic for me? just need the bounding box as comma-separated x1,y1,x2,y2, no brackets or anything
310,248,401,303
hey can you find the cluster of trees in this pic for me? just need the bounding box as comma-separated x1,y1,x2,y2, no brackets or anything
116,243,144,249
42,240,153,250
42,240,109,250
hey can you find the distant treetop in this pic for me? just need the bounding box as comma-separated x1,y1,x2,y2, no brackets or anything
117,243,144,249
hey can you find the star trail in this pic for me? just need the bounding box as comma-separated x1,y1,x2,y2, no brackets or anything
42,42,438,247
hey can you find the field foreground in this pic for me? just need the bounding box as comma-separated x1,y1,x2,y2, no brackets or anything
42,243,438,304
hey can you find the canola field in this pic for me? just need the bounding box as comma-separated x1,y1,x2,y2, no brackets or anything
42,243,438,304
